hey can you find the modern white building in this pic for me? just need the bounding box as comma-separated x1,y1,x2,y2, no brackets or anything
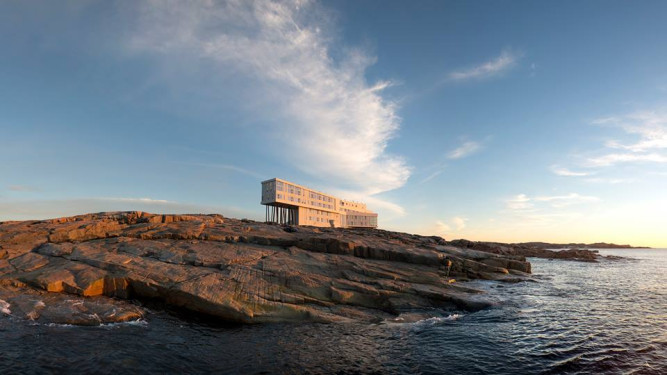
261,178,378,228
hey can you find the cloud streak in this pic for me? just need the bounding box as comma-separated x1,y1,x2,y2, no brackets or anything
506,193,599,211
447,141,481,159
420,170,442,184
435,216,467,235
503,192,599,228
551,166,590,177
129,0,410,195
448,49,521,81
587,110,667,167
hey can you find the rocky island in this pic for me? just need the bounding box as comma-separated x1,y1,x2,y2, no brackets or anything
0,212,609,326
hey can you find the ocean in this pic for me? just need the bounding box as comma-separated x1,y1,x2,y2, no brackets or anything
1,249,665,374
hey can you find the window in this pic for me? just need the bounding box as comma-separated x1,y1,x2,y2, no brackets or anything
276,181,284,191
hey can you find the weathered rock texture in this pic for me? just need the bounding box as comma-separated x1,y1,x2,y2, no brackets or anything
0,212,542,324
449,240,606,262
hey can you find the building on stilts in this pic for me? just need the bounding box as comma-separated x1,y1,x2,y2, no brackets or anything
260,178,378,228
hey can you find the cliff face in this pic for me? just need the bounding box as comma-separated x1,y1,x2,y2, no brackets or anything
0,212,535,325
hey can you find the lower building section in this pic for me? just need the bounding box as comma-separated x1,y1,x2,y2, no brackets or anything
265,204,299,225
343,212,378,228
264,202,377,228
298,207,342,227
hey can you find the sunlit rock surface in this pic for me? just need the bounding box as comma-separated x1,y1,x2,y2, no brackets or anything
0,211,561,324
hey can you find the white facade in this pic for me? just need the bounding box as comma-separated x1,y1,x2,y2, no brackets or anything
261,178,378,228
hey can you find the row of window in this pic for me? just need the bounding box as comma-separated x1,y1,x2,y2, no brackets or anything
288,196,304,203
341,201,364,209
275,181,304,196
309,217,333,223
311,201,333,210
309,208,333,217
346,216,378,226
309,192,333,202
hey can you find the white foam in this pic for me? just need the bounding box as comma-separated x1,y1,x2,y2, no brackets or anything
0,299,11,315
415,314,462,325
39,319,148,328
99,319,149,329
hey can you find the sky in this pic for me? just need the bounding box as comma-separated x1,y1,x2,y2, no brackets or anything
1,0,666,247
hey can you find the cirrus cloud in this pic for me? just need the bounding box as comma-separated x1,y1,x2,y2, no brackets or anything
129,0,410,195
551,166,591,177
448,49,522,81
586,110,667,167
447,141,482,160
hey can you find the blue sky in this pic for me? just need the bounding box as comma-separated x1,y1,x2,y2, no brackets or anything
1,1,666,246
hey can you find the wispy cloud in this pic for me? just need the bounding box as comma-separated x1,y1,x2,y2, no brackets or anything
550,166,591,177
503,192,599,228
584,177,634,184
420,170,443,184
435,220,451,233
451,216,467,231
506,194,533,211
591,117,620,125
534,193,599,208
586,110,667,167
448,49,522,81
129,0,409,195
447,141,482,159
434,216,467,236
587,152,667,167
506,193,599,211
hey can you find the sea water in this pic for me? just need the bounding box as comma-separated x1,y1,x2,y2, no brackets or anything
1,249,665,374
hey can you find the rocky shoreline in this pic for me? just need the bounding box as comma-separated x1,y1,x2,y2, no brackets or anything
0,212,610,325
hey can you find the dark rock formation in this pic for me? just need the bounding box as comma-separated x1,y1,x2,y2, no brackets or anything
0,212,542,324
448,239,607,262
516,241,649,249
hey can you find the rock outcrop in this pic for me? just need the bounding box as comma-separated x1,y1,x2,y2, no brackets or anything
516,241,649,249
449,239,604,262
0,212,539,324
